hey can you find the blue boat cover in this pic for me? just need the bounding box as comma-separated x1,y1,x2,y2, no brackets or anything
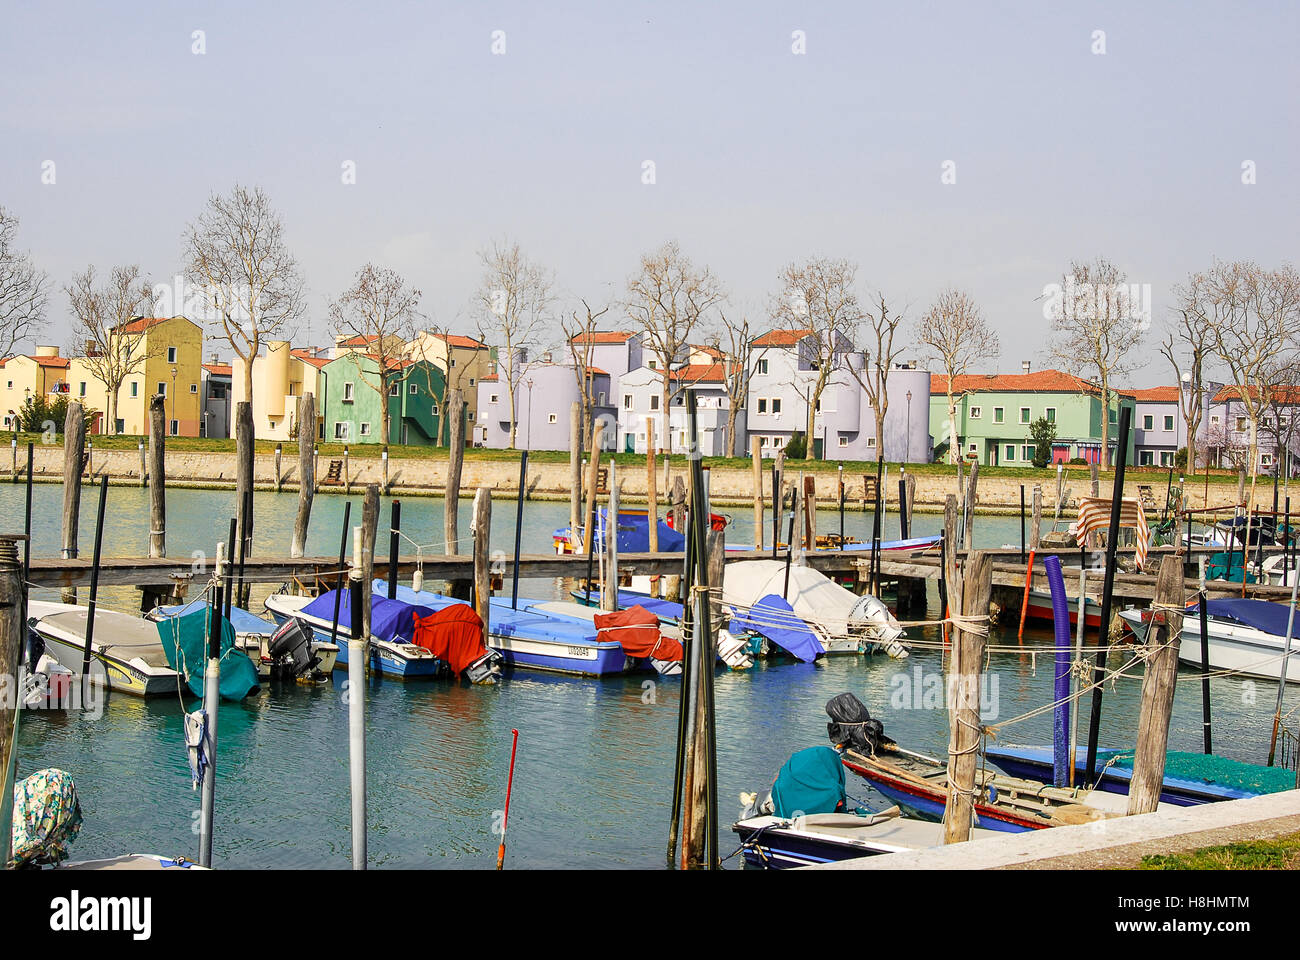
770,746,846,818
556,510,685,553
301,590,434,644
1189,598,1300,639
729,594,822,662
573,588,684,621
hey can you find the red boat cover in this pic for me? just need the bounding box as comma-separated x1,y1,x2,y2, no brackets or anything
412,605,489,676
593,605,683,662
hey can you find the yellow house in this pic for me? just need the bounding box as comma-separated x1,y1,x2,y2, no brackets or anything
231,340,329,441
67,316,204,436
0,346,72,429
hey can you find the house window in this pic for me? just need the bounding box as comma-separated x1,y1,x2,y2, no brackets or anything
450,358,457,367
1045,407,1056,423
772,398,782,414
650,395,660,411
167,347,177,363
548,414,557,424
867,436,876,448
79,382,87,397
1140,450,1154,466
1164,415,1174,431
1005,445,1016,461
1160,451,1175,466
409,383,418,395
334,422,350,440
1236,417,1246,431
158,382,167,396
757,359,769,375
469,378,475,387
760,436,769,447
1019,407,1030,424
1022,445,1035,461
189,383,197,394
993,407,1004,423
648,360,657,370
389,383,399,396
1109,408,1117,423
1211,415,1220,425
169,419,179,436
757,398,767,414
431,402,440,415
344,383,354,403
838,435,848,448
359,422,371,437
598,392,607,405
623,395,632,409
970,406,982,419
674,395,683,405
1143,415,1154,430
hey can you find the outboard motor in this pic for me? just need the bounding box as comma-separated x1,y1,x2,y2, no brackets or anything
267,618,321,681
848,593,908,658
465,649,503,685
825,692,892,755
715,628,754,670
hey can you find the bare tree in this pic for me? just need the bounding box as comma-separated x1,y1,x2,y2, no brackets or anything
66,264,158,435
329,264,424,444
709,309,751,457
184,184,305,404
1162,283,1214,477
768,256,865,460
1193,260,1300,479
917,289,998,464
561,297,611,450
1045,257,1146,468
625,240,725,453
0,207,49,357
1259,359,1300,480
848,292,908,459
475,239,555,448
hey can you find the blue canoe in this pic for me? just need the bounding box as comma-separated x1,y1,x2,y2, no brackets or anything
372,580,628,676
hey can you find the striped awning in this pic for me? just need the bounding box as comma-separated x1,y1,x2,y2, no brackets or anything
1068,496,1152,569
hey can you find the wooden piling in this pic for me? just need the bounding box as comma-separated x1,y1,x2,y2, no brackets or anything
148,395,166,558
603,462,619,611
274,443,283,493
61,401,85,562
445,389,467,597
1030,484,1043,552
647,419,659,559
138,440,146,487
569,402,582,541
803,475,817,548
343,446,351,494
944,550,991,844
905,472,916,529
472,486,492,651
291,393,315,558
1127,555,1184,816
751,436,763,550
666,475,686,602
942,495,961,652
0,538,21,867
963,461,979,549
234,400,253,578
584,421,604,555
359,484,380,639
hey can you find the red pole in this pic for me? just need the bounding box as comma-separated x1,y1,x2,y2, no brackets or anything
1017,549,1037,641
496,728,520,870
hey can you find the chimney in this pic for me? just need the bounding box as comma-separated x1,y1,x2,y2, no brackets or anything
1022,361,1031,375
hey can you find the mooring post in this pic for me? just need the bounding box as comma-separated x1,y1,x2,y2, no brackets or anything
343,445,351,494
1127,555,1184,815
444,389,467,598
9,435,15,483
511,451,527,609
1198,557,1213,755
803,474,817,549
274,442,283,493
569,402,582,545
381,447,389,496
472,486,492,653
360,484,379,640
198,583,222,868
138,439,146,487
646,421,659,597
347,558,367,870
291,393,315,559
148,394,167,558
963,461,979,549
1069,566,1087,786
0,536,23,868
387,499,401,600
666,475,686,602
234,400,253,581
602,462,619,611
752,437,764,550
898,475,910,540
583,421,604,597
944,550,991,844
1030,484,1043,552
60,401,85,588
942,495,961,655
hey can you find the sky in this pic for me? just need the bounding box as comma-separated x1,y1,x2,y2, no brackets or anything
1,0,1296,386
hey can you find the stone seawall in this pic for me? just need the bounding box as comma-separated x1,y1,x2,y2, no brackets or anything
15,445,1247,515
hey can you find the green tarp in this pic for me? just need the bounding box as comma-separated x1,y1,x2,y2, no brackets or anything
155,606,260,701
1099,749,1297,795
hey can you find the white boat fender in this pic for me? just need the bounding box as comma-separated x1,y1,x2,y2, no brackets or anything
184,710,209,791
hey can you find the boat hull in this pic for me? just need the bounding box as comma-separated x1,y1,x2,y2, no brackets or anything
34,630,179,697
263,603,449,680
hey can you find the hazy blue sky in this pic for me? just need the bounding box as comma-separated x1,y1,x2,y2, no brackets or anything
2,1,1296,385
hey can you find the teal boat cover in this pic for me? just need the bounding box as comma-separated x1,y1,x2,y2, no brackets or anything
770,746,846,818
155,606,260,700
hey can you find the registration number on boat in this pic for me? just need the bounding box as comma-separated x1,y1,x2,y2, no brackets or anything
567,646,596,659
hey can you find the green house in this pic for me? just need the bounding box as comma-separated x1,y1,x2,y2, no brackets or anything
322,354,447,446
928,369,1136,466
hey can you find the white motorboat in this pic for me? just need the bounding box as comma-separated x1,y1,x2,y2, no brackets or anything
1119,598,1300,683
28,600,182,697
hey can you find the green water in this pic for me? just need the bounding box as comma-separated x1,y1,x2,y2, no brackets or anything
6,484,1290,868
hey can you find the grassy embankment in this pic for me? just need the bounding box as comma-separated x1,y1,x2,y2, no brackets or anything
1138,832,1300,869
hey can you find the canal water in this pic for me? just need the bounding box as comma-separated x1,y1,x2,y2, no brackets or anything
6,484,1289,868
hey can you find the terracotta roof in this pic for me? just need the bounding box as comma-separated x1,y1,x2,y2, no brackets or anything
569,331,636,345
1127,386,1181,403
431,333,487,349
691,344,723,358
202,363,232,376
291,350,330,370
1212,384,1300,405
337,334,379,347
480,374,500,382
30,356,70,369
931,370,1135,398
752,328,812,347
672,363,725,383
585,366,609,377
112,317,169,334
